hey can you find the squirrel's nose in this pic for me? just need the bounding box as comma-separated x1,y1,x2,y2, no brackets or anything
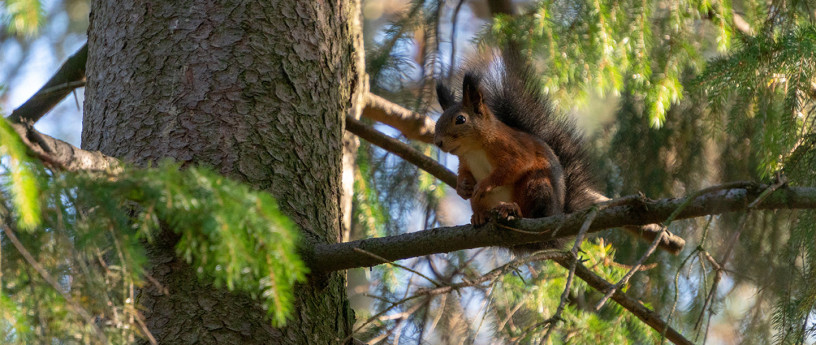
435,139,443,148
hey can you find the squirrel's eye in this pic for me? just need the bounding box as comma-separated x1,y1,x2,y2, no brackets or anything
455,115,466,125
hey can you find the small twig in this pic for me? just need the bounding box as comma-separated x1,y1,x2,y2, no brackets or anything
447,0,468,81
132,309,158,345
662,216,714,344
1,223,109,344
701,251,721,271
495,222,548,235
541,207,598,341
72,88,81,110
695,225,742,330
425,293,447,336
345,294,422,344
473,280,498,338
363,303,416,345
343,251,569,344
553,256,694,345
747,174,787,209
143,272,169,295
353,247,442,287
693,179,787,330
496,300,527,332
35,81,87,97
605,260,658,271
594,230,665,310
594,193,648,209
664,248,700,344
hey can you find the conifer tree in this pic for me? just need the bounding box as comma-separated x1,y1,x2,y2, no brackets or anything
2,0,816,344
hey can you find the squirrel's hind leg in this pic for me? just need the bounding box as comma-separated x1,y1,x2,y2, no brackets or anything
492,202,522,221
518,170,566,219
507,171,568,254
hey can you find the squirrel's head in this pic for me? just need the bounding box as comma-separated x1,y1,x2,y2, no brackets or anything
434,73,497,155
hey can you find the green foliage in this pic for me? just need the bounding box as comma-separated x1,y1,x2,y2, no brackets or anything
700,24,816,177
1,149,306,343
352,143,399,289
71,163,307,326
353,143,389,240
0,118,40,230
485,241,659,343
769,211,816,345
2,0,43,36
484,0,723,126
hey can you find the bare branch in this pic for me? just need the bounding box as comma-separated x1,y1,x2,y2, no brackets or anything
7,43,88,124
8,122,120,172
345,251,570,343
447,0,467,79
312,185,816,272
361,94,436,144
345,115,456,187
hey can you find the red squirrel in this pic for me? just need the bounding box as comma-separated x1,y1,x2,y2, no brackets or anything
434,60,685,253
435,73,566,227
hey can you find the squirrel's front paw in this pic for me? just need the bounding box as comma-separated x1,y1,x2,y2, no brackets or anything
471,183,492,203
492,202,522,221
456,179,475,199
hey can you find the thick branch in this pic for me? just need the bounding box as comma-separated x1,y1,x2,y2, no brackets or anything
345,115,456,187
8,122,119,172
362,94,436,144
7,43,88,124
312,185,816,272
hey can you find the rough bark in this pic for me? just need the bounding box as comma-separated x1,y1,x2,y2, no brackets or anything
83,0,362,343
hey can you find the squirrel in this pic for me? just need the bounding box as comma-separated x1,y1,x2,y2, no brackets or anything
434,57,686,254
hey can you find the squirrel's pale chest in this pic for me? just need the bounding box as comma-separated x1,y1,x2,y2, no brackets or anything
461,150,514,206
462,150,493,181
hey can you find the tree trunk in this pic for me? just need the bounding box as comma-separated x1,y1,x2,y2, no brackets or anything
83,0,363,343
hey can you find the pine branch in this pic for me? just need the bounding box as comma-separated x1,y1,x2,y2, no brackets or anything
311,185,816,272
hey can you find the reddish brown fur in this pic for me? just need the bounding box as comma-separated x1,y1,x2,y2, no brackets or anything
436,68,685,254
435,75,565,226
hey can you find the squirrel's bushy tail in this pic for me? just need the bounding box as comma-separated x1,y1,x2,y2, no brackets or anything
462,53,596,214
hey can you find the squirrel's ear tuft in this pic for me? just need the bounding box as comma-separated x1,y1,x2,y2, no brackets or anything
436,82,455,111
462,73,485,113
